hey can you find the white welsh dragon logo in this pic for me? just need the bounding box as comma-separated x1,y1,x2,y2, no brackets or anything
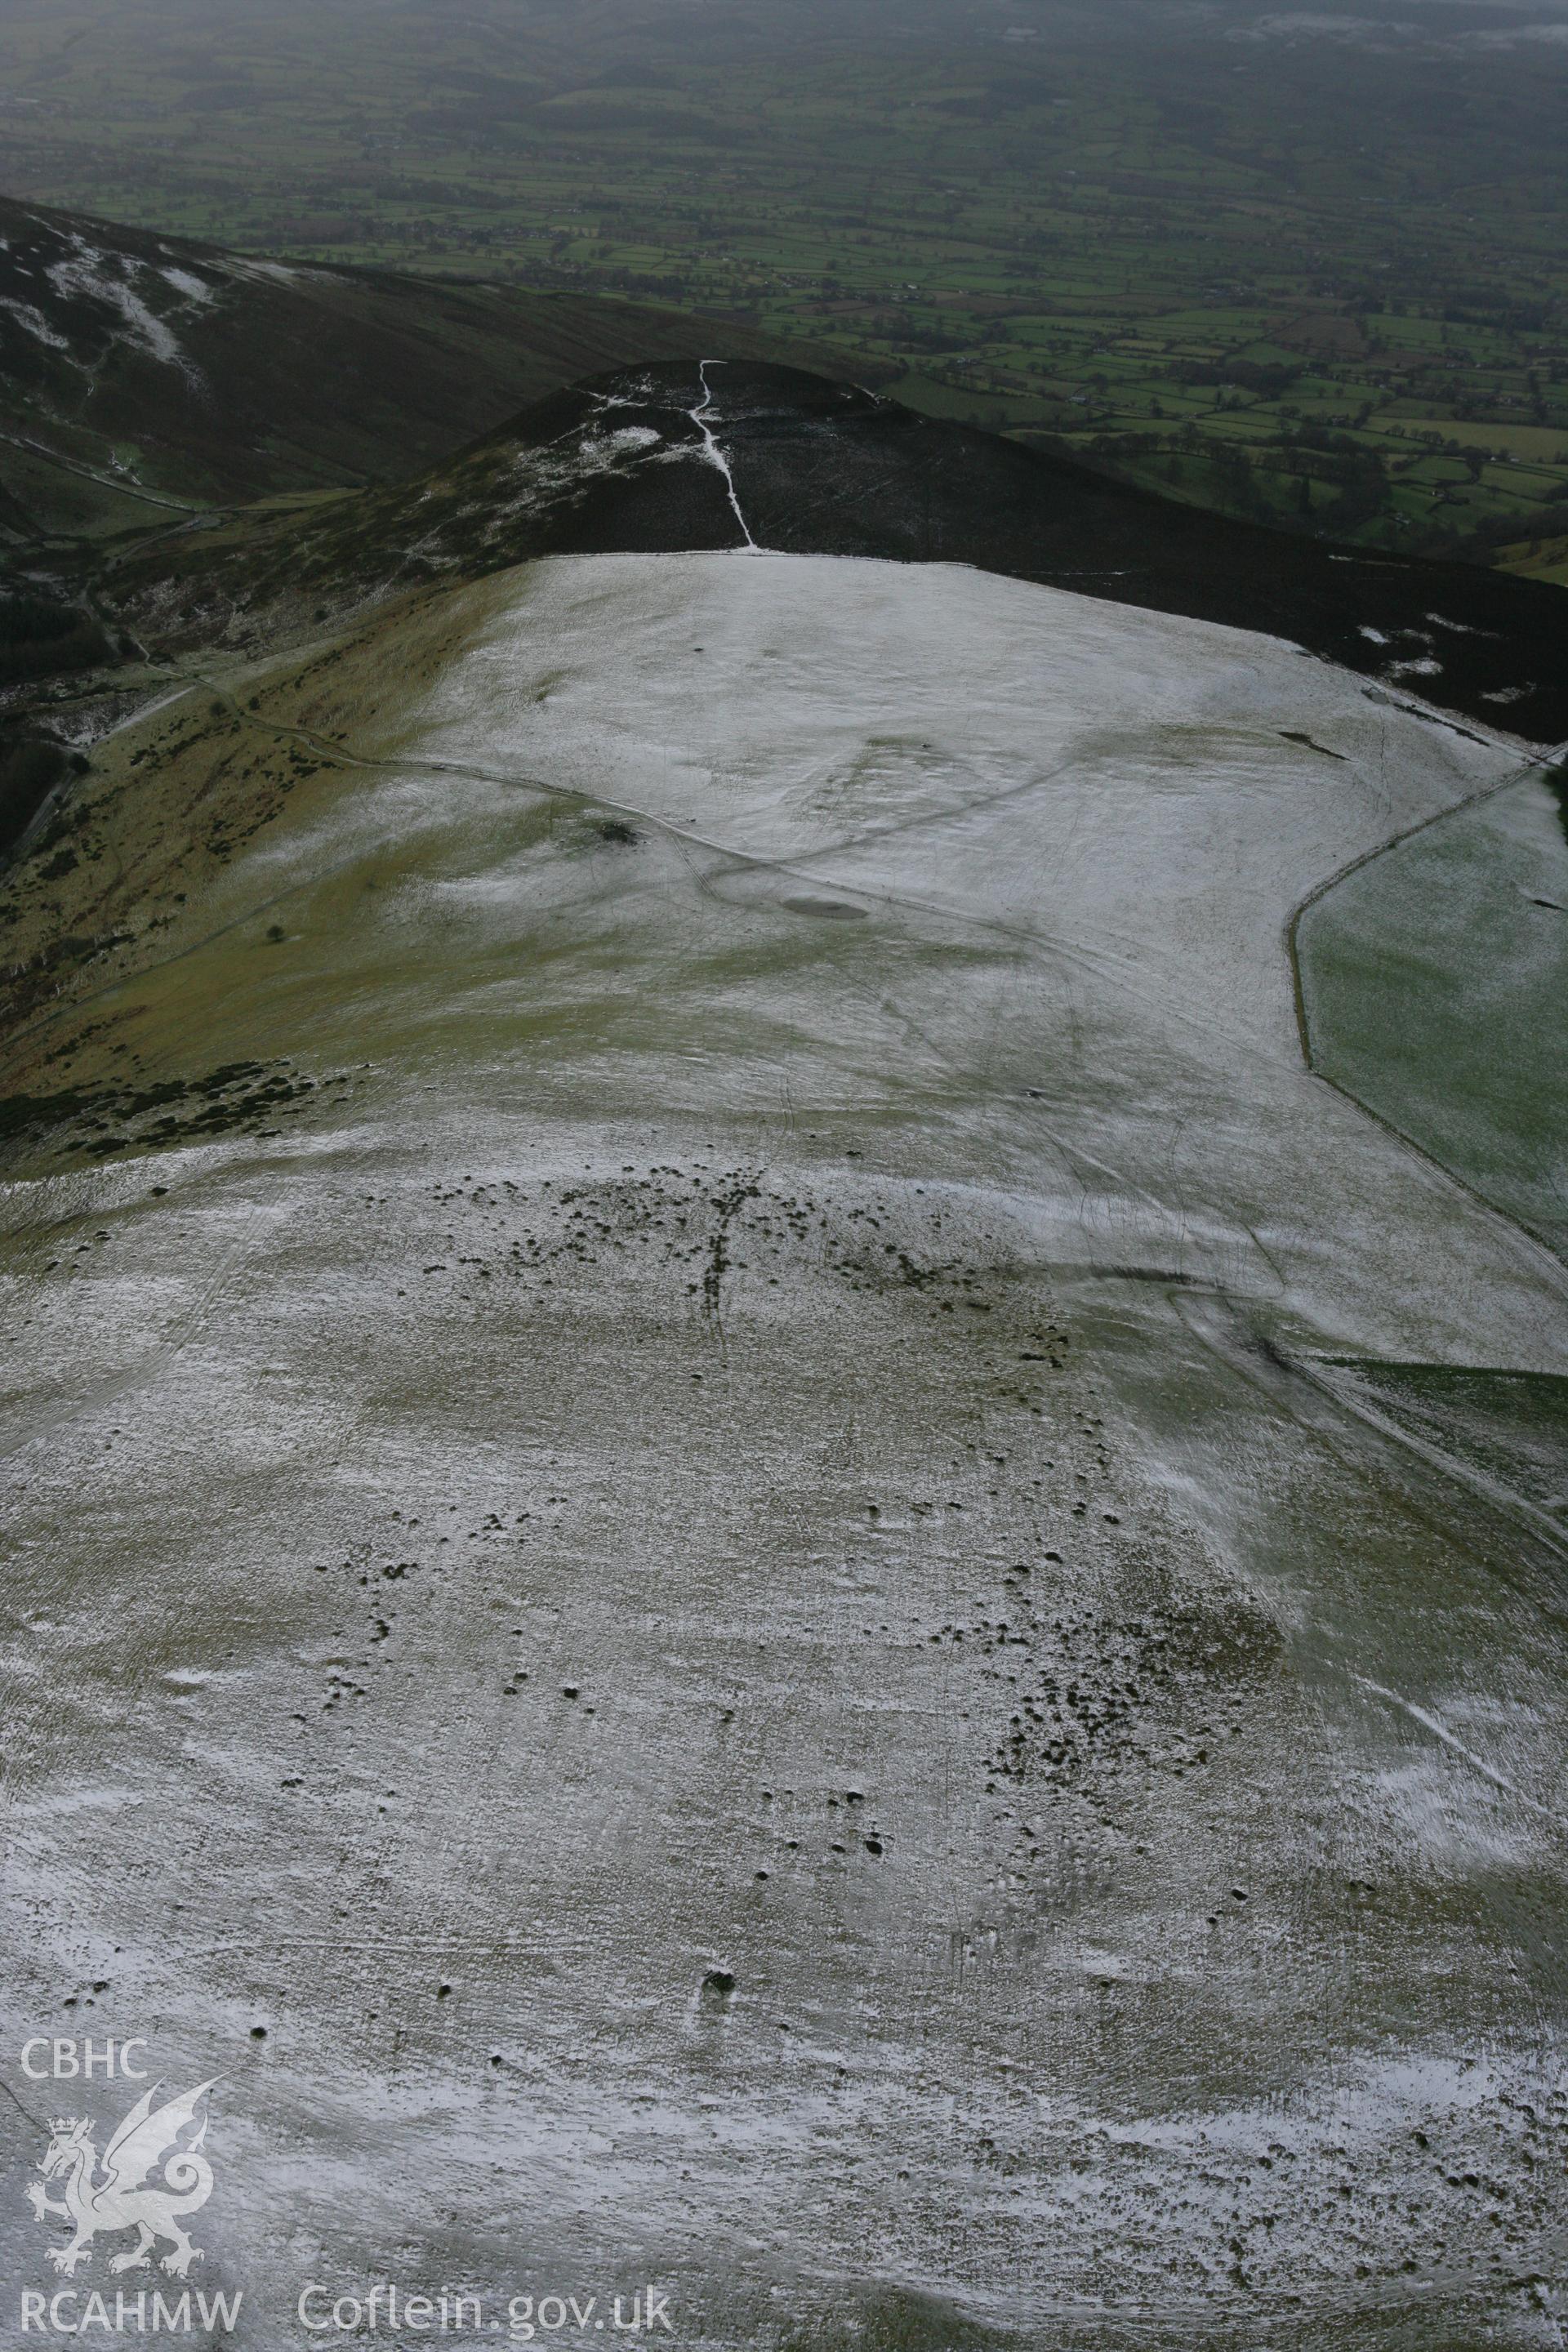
26,2080,217,2278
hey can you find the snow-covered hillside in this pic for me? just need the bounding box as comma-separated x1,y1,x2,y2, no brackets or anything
2,547,1564,2347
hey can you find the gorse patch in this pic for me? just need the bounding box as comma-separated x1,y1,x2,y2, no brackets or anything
0,595,112,685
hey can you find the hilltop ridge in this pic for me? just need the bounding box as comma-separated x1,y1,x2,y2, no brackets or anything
97,359,1568,745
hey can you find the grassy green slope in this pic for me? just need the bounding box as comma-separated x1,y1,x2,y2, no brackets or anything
1299,767,1568,1261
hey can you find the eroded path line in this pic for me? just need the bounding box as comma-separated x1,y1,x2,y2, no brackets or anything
1175,1286,1568,1602
1351,1673,1543,1808
0,427,203,514
692,361,760,552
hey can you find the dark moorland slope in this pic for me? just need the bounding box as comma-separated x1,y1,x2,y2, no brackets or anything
0,200,835,545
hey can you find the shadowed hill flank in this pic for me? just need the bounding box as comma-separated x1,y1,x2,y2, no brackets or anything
0,201,836,546
102,360,1568,742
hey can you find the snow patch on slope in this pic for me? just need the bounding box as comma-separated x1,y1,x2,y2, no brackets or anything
0,296,70,350
44,235,206,379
